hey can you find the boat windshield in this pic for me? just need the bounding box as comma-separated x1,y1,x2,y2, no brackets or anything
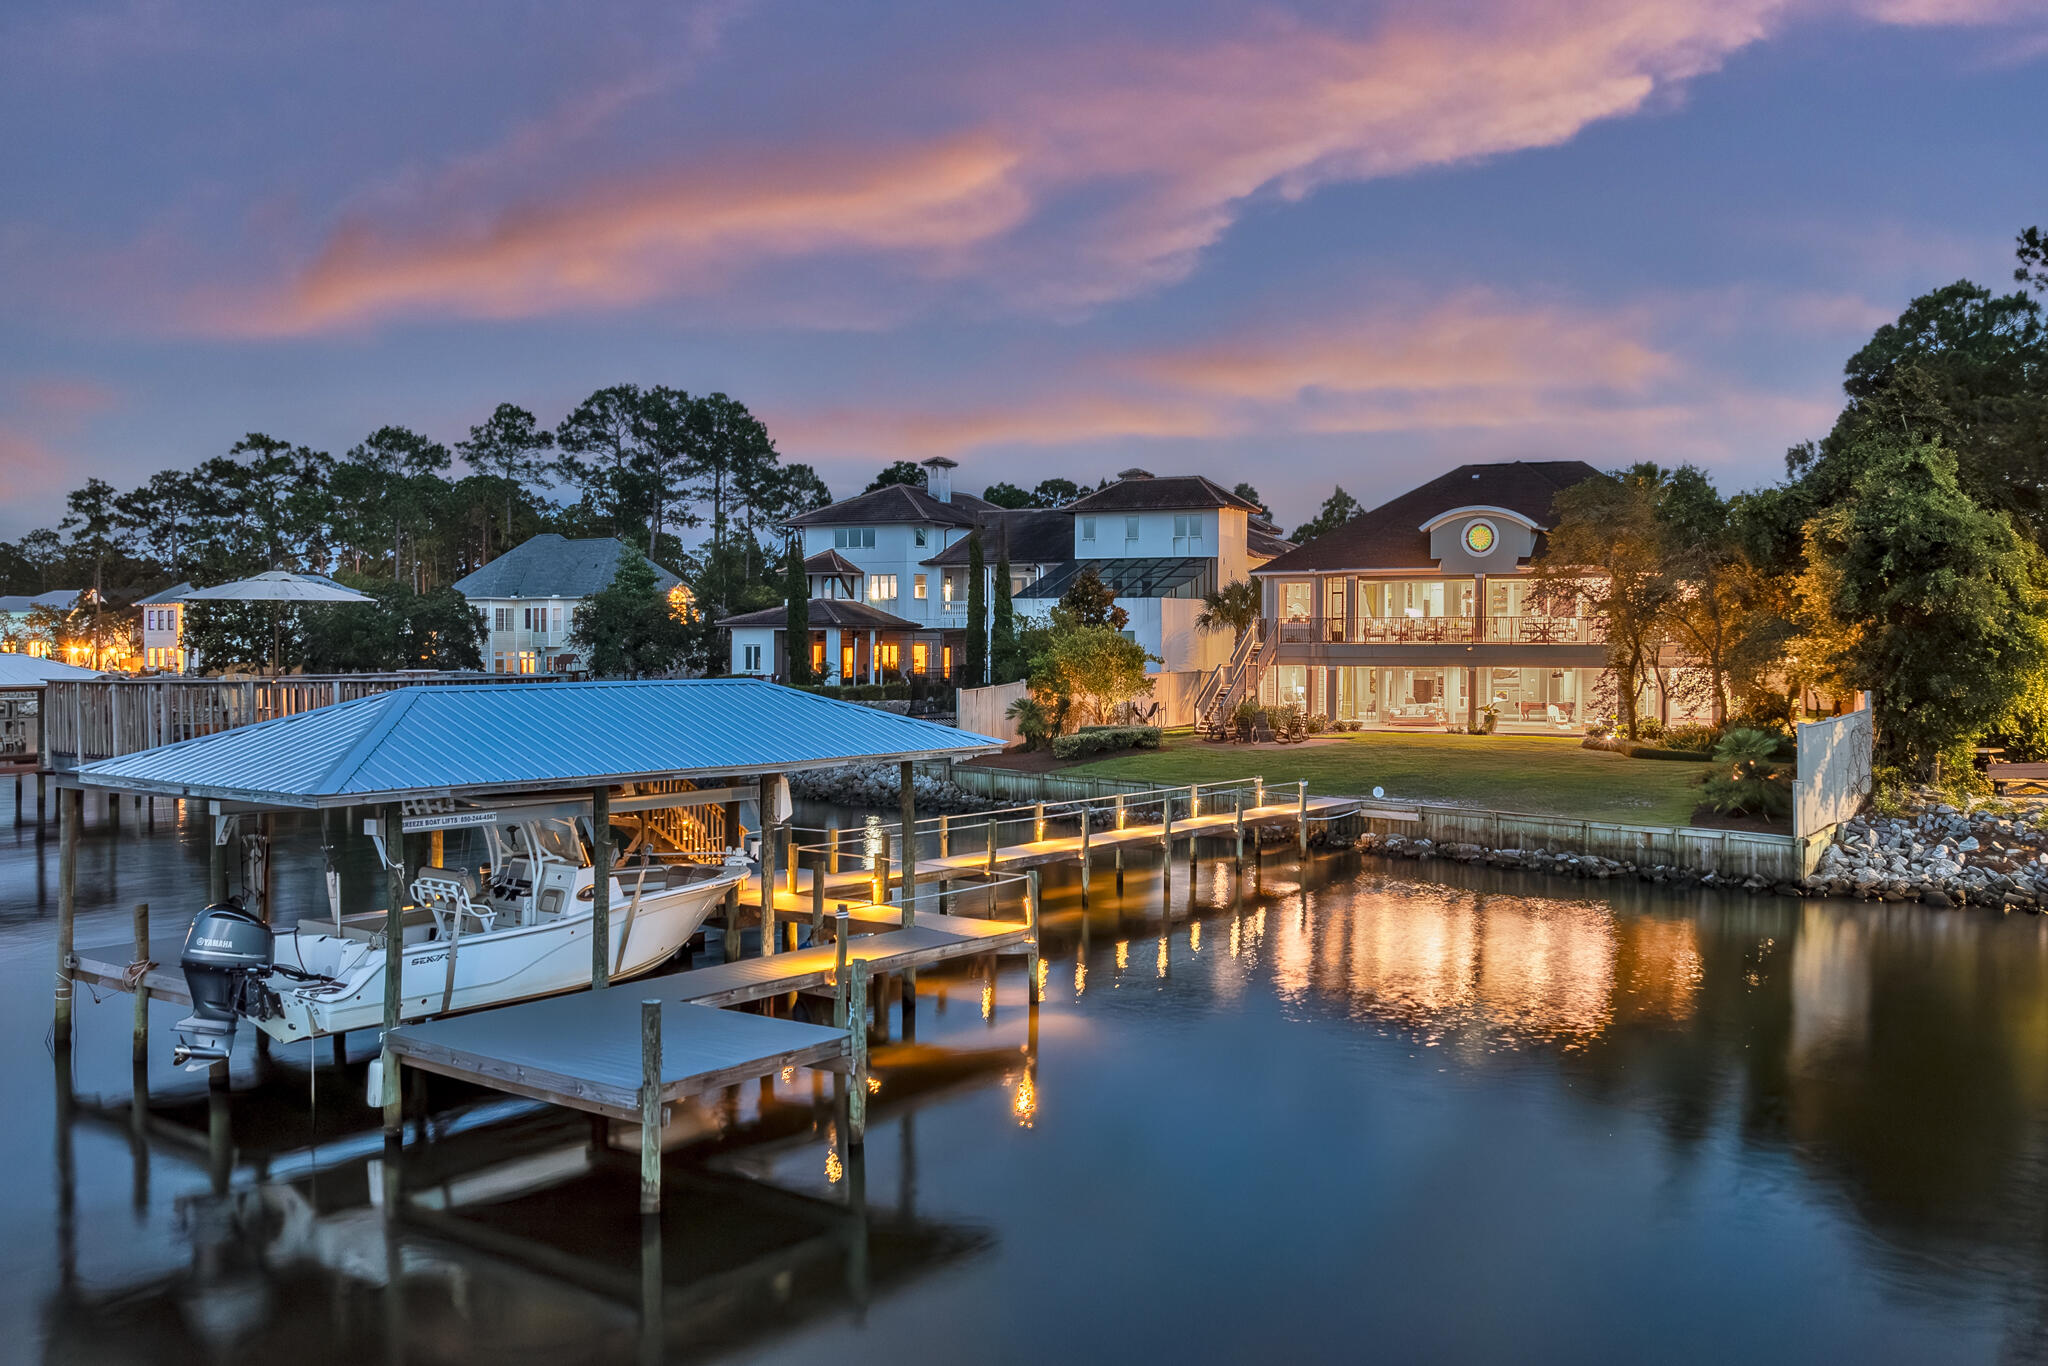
524,819,587,866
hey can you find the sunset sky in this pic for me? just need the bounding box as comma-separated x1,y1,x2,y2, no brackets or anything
2,0,2044,537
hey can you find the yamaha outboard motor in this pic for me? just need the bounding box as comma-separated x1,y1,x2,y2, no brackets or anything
172,903,276,1068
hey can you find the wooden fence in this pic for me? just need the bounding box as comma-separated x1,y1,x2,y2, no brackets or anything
41,673,540,769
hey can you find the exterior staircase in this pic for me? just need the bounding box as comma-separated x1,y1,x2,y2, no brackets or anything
1194,619,1270,734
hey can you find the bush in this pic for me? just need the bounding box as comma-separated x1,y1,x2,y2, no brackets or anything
1231,697,1266,726
1660,723,1721,754
1701,728,1793,818
1306,712,1330,734
1633,716,1666,741
1051,725,1162,759
1625,743,1712,762
1008,695,1056,751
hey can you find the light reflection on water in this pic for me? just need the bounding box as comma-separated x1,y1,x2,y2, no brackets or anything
11,795,2048,1363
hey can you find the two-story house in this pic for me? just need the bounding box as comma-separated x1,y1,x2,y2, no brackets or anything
1013,470,1293,673
137,582,193,671
1240,459,1697,732
721,457,1029,683
0,589,88,659
454,534,684,675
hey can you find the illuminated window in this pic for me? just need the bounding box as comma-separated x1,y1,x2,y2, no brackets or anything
811,640,826,672
913,642,929,674
1282,582,1312,620
913,573,927,600
841,644,855,679
941,645,952,679
879,643,900,672
868,574,898,601
942,574,955,604
519,651,538,674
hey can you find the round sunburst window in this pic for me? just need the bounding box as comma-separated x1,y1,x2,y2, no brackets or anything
1463,519,1497,554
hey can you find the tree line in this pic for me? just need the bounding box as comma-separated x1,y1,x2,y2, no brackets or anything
0,385,832,673
1525,228,2048,785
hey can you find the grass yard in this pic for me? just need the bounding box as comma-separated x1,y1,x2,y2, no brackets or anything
1062,731,1709,827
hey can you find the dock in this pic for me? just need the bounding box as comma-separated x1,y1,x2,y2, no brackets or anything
383,893,1042,1210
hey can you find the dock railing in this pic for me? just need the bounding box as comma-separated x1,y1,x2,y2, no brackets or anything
42,672,558,769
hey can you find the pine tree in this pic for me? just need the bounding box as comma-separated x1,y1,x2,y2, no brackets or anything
965,532,987,686
783,537,810,684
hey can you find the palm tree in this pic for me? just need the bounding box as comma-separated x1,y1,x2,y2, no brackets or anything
1195,579,1262,641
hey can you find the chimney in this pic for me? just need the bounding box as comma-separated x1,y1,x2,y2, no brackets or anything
921,456,958,503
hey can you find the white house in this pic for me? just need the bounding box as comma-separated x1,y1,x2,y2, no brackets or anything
137,582,194,672
720,459,1290,685
0,589,91,661
453,534,684,675
1013,470,1293,673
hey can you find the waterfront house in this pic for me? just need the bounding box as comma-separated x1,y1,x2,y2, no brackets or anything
454,534,684,675
720,458,1290,685
0,589,88,659
137,582,193,672
1013,469,1292,674
1244,460,1705,732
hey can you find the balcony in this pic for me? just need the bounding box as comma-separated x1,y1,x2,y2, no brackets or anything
1273,615,1606,646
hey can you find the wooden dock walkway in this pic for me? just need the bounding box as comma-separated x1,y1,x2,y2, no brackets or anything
383,897,1041,1211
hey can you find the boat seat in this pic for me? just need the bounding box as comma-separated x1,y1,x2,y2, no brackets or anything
412,867,497,939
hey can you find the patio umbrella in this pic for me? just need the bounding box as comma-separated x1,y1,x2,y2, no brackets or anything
183,571,373,675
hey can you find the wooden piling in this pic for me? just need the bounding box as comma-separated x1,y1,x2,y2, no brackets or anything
874,830,891,910
938,812,950,859
1234,800,1245,869
811,852,827,943
847,961,870,1145
592,785,613,985
54,787,78,1047
36,772,47,826
832,908,851,1028
986,815,998,872
131,902,150,1064
898,761,917,929
758,776,778,957
1079,807,1092,903
1114,793,1125,890
827,819,840,874
1297,780,1309,856
1026,870,1042,1004
381,800,406,1139
640,999,663,1213
1033,802,1045,844
208,806,227,903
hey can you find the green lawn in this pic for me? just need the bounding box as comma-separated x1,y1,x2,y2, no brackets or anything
1063,731,1708,826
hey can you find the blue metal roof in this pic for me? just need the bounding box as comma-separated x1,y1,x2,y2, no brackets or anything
73,678,1002,807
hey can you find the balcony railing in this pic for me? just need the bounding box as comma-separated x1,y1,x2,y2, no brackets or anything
1273,615,1607,646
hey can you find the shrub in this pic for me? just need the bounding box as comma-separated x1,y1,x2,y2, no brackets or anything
1051,725,1162,759
1306,712,1329,734
1231,697,1266,726
1008,695,1056,751
1701,728,1793,818
1625,743,1712,762
1634,716,1666,741
1660,723,1720,754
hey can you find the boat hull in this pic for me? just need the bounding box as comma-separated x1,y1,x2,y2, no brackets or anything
256,870,744,1042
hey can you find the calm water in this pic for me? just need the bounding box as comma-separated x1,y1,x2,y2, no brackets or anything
8,786,2048,1363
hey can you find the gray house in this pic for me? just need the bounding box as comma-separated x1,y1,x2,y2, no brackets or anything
454,534,684,675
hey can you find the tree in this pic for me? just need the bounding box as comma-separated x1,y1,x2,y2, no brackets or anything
1533,465,1676,738
783,536,811,684
303,579,485,672
687,393,779,613
1030,622,1157,727
1058,566,1127,631
571,554,692,677
555,384,647,538
1290,486,1362,543
1195,579,1262,642
2018,225,2047,296
1655,465,1762,724
992,554,1022,682
865,461,924,492
1028,478,1082,508
60,477,125,651
635,385,704,560
1796,438,2048,777
457,405,553,555
981,481,1031,509
965,532,987,685
1232,482,1271,520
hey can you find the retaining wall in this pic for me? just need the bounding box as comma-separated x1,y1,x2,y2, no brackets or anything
930,760,1820,882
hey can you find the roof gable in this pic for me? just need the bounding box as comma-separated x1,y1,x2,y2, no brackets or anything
1064,474,1260,515
1255,461,1602,574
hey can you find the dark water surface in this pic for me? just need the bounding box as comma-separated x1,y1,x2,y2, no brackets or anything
8,787,2048,1363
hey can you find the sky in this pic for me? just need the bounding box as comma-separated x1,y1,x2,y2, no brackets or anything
1,0,2044,540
